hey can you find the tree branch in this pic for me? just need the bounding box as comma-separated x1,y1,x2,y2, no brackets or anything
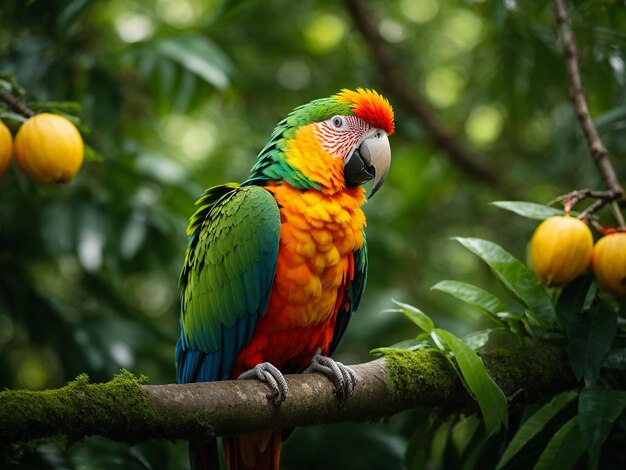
553,0,624,217
0,90,34,118
1,342,574,446
342,0,513,197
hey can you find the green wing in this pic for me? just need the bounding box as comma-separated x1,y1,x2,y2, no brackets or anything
176,184,280,383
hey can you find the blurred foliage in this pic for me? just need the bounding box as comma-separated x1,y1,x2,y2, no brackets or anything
0,0,625,468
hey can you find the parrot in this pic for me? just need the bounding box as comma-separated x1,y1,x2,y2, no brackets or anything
175,88,394,470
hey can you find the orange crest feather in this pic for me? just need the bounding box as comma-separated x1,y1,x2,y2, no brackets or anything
336,88,395,135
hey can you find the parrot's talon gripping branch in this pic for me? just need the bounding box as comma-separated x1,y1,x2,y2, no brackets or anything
237,362,288,407
304,354,358,406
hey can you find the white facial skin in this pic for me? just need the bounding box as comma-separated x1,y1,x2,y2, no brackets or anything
315,115,372,161
314,115,391,196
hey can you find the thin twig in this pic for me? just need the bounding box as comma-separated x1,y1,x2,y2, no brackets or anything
553,0,624,219
579,198,611,221
342,0,513,197
548,188,620,219
548,188,616,206
0,90,34,118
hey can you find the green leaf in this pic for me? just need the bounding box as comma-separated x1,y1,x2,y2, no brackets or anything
0,110,27,123
57,0,95,30
578,25,626,42
0,74,25,95
84,145,104,163
30,100,82,115
533,416,583,470
594,104,626,131
434,328,508,435
156,35,232,89
491,201,567,220
462,330,493,351
555,275,595,329
391,300,434,333
566,301,617,385
369,339,420,356
157,59,177,105
430,329,447,352
578,386,626,468
454,237,556,328
429,418,455,467
405,413,437,470
496,390,578,469
174,70,197,111
582,283,597,311
462,329,520,351
0,78,12,91
451,416,481,458
432,280,509,326
604,348,626,370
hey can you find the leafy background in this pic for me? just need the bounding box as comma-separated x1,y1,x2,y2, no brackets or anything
0,0,625,468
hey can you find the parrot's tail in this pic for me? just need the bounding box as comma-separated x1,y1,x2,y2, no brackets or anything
223,430,281,470
189,440,220,470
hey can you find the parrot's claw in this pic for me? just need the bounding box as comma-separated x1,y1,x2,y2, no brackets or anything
237,362,288,407
304,354,357,406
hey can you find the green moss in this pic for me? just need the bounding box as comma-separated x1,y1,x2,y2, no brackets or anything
481,342,575,400
383,342,574,411
384,349,460,403
0,370,214,445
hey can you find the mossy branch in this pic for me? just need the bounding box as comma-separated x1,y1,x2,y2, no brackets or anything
0,342,574,446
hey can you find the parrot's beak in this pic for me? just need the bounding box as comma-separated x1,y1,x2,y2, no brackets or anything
344,130,390,198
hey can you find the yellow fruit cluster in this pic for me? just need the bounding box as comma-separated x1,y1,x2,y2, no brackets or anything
531,215,626,297
0,113,84,184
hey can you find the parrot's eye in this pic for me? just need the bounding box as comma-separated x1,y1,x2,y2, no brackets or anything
331,116,345,129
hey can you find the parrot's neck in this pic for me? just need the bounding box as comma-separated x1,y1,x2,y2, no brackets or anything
281,125,347,195
245,124,349,195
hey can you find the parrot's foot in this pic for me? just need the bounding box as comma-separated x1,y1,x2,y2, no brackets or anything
237,362,288,407
304,354,357,406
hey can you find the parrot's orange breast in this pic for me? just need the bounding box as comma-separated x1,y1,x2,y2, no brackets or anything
233,183,366,375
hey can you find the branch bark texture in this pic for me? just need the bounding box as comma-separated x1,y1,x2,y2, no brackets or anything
1,343,574,446
0,90,34,118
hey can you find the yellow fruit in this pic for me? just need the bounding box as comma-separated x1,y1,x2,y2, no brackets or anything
592,232,626,296
530,215,593,287
0,120,12,176
14,113,84,184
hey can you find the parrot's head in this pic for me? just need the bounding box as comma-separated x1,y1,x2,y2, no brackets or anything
247,88,394,198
